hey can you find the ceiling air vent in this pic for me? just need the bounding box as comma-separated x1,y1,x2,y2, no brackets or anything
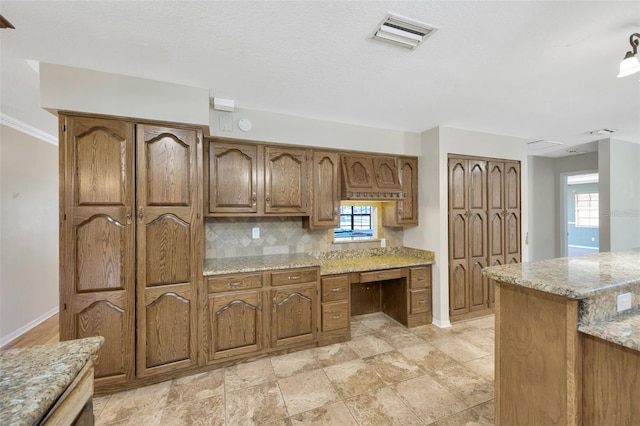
526,139,564,148
371,13,438,50
587,128,618,136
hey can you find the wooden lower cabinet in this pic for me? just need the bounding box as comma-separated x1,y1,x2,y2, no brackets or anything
207,290,263,360
271,283,318,348
319,274,351,345
204,267,320,364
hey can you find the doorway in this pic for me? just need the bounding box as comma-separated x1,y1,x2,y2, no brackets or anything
561,172,599,257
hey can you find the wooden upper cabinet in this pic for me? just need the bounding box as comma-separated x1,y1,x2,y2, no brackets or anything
209,142,258,213
372,157,401,190
60,115,136,385
264,146,309,214
135,124,201,378
206,140,310,216
305,150,340,229
342,156,374,189
382,157,419,227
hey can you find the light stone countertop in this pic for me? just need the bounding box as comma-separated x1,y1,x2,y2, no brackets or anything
0,336,104,426
483,249,640,352
578,310,640,351
482,249,640,299
203,247,434,276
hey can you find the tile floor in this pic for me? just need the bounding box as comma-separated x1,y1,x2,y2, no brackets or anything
94,313,495,425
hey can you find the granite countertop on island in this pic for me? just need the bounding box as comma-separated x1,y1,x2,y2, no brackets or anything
482,249,640,299
0,336,103,426
203,246,434,276
483,249,640,352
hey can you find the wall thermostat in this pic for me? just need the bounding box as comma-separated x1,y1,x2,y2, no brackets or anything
238,118,252,132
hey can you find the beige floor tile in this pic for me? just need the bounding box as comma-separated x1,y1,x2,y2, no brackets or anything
289,401,358,425
97,381,171,424
398,343,460,374
392,375,468,424
161,395,225,426
430,335,490,363
345,386,423,426
93,394,111,418
408,323,455,341
323,358,385,399
263,418,293,426
471,400,495,423
465,315,495,330
430,406,493,426
376,326,428,350
278,369,340,416
312,342,360,368
356,313,400,332
464,355,495,382
224,358,277,392
432,363,494,407
350,321,375,337
226,381,289,425
364,350,423,385
271,347,323,379
347,334,394,358
459,328,495,353
167,369,225,405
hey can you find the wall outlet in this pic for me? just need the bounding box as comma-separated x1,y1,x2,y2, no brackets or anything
380,238,386,248
617,292,632,312
252,227,260,239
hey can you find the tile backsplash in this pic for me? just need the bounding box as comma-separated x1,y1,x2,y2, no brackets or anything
205,216,403,259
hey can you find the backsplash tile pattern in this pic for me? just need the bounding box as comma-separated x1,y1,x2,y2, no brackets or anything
205,217,403,259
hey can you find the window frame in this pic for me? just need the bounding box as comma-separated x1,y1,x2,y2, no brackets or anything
333,205,375,241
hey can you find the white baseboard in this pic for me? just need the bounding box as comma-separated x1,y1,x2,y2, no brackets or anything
432,318,452,328
0,307,59,348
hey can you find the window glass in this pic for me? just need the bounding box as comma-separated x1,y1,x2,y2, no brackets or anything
334,205,374,240
575,193,599,227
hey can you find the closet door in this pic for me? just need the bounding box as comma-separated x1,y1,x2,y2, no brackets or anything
136,124,202,377
448,158,470,316
59,115,135,386
504,162,521,265
467,160,488,311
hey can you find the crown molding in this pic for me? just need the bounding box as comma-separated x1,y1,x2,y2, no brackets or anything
1,113,57,146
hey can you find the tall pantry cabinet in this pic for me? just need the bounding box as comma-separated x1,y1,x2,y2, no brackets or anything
59,114,203,389
447,155,521,319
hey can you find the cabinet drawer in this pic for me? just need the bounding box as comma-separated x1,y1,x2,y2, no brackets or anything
207,273,263,293
322,301,349,332
270,268,318,286
410,266,431,289
321,275,349,302
410,289,431,314
359,268,404,283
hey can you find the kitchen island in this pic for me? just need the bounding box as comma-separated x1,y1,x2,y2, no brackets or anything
483,249,640,425
0,336,103,425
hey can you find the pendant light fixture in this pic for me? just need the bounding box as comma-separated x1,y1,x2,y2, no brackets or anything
617,33,640,77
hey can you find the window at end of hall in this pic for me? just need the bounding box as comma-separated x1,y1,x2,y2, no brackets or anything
576,192,599,228
334,205,375,241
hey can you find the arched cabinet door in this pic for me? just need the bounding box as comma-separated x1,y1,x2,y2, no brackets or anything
59,115,135,386
135,124,202,378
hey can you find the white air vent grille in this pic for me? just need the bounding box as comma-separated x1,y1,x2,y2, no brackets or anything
527,139,564,147
371,13,438,50
587,128,618,136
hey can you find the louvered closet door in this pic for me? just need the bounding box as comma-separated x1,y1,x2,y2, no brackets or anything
448,158,469,316
60,116,135,385
136,124,201,377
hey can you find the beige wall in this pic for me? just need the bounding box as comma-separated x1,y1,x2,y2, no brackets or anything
0,124,59,344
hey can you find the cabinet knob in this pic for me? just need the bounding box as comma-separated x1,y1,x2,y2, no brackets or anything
229,281,242,287
331,315,341,320
330,288,341,292
288,275,301,280
333,207,338,218
252,192,257,204
266,195,270,206
126,208,132,224
138,207,143,220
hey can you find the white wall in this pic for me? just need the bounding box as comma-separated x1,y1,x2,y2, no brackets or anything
209,109,421,156
40,63,210,127
0,125,59,345
528,156,556,261
599,139,640,251
405,126,528,327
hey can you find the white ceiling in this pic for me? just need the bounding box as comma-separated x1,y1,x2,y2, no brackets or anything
1,1,639,157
